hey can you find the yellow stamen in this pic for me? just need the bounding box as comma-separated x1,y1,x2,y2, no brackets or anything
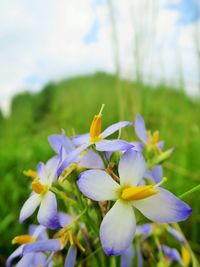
121,185,159,201
89,104,105,142
24,169,37,179
12,235,36,245
181,245,190,266
32,179,48,195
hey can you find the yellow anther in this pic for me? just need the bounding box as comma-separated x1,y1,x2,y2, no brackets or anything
12,235,36,245
24,169,37,179
32,179,48,195
121,185,159,201
181,245,190,266
89,104,105,142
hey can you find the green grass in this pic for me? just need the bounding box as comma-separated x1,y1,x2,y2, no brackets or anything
0,72,200,263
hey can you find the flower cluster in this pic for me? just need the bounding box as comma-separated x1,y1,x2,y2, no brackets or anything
8,106,192,266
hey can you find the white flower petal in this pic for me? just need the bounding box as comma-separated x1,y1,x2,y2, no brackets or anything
20,194,41,223
37,191,60,229
119,149,146,186
77,170,120,201
133,188,192,223
100,200,136,255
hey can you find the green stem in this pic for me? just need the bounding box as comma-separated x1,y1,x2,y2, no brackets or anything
179,184,200,199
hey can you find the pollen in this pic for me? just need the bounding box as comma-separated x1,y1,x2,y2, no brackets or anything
121,185,159,201
12,235,36,245
32,179,48,195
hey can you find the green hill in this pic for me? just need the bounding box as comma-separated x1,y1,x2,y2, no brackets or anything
1,72,200,262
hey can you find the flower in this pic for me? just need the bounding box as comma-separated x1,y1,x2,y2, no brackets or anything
20,157,61,229
135,114,164,151
6,225,47,267
48,129,105,177
22,212,79,267
72,105,133,152
77,149,192,255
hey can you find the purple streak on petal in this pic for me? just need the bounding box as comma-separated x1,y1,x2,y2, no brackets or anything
78,148,104,169
135,114,148,144
96,139,133,152
130,142,144,152
57,143,90,176
58,212,73,228
64,246,77,267
6,245,23,267
161,245,183,266
37,191,61,230
23,239,62,254
167,226,186,244
101,121,133,138
72,133,90,146
120,245,134,267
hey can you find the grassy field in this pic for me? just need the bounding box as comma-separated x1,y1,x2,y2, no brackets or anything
0,72,200,263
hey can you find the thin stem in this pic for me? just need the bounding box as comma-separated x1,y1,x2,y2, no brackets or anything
179,184,200,199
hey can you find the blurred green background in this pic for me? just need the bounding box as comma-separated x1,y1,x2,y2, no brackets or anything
0,72,200,264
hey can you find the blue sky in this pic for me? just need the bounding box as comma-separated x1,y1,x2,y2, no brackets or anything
0,0,199,114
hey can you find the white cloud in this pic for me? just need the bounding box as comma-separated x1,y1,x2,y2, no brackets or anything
0,0,199,115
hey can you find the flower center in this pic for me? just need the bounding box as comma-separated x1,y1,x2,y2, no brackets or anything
121,185,159,201
12,235,36,245
32,179,48,195
148,130,159,146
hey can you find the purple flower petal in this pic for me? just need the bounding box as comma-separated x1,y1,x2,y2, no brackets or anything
78,148,104,169
37,191,60,230
135,114,148,144
23,240,62,254
58,212,73,228
136,223,153,240
72,133,90,146
157,141,165,150
48,130,75,154
15,253,36,267
133,188,192,223
77,170,120,201
120,245,134,267
145,165,163,183
57,143,90,176
64,246,77,267
130,142,144,152
20,194,41,223
101,121,133,138
6,246,23,267
96,139,133,152
161,245,183,265
100,200,136,256
167,226,186,244
136,246,144,267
